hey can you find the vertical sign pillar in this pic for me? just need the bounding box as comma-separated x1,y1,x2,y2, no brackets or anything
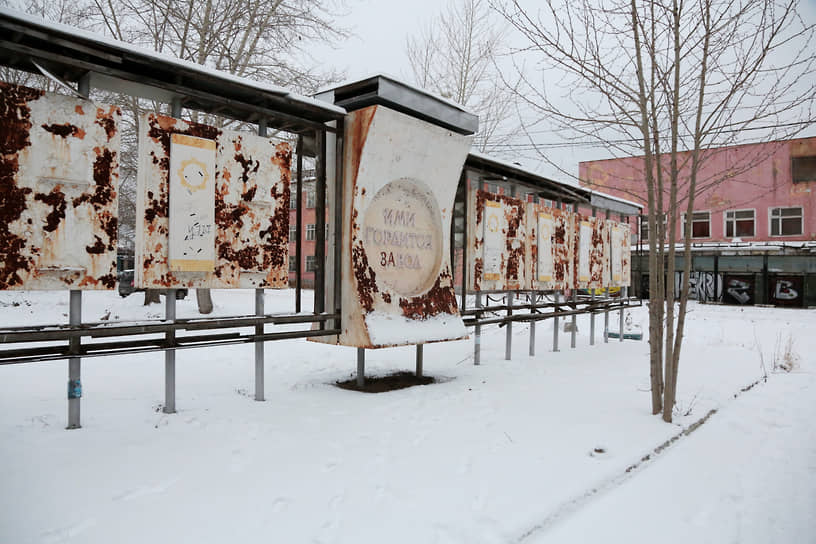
164,289,176,414
619,215,627,342
254,120,267,402
590,207,597,345
570,290,578,349
416,344,424,377
505,292,513,360
66,74,91,430
163,96,182,416
604,209,611,343
553,291,560,352
67,290,82,429
474,291,482,365
529,293,536,356
356,348,365,387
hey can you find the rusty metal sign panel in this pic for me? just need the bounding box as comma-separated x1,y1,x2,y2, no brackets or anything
0,81,120,290
575,215,608,289
135,113,290,289
525,203,574,290
609,221,631,287
321,105,472,348
468,190,526,291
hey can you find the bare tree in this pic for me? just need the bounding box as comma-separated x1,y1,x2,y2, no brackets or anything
494,0,815,421
406,0,520,155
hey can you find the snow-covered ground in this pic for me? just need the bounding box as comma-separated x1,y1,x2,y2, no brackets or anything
0,290,813,543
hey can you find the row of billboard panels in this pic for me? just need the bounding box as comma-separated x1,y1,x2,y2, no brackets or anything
0,82,290,291
468,191,631,291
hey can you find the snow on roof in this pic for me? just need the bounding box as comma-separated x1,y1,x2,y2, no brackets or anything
467,150,583,189
586,189,644,210
0,7,346,116
634,241,816,253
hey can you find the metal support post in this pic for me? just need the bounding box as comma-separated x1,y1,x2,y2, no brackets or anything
505,292,513,360
356,348,365,387
67,290,82,429
570,290,577,349
295,136,303,313
416,344,424,377
590,290,596,345
474,291,482,365
254,288,264,402
552,291,560,352
604,288,610,343
254,119,267,402
529,292,536,356
619,286,626,342
163,290,176,414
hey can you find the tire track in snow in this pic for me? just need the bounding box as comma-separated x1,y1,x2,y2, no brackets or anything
516,377,767,542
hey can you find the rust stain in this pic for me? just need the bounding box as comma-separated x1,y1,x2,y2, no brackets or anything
398,268,458,319
33,188,66,232
347,106,377,189
75,105,84,115
41,123,85,139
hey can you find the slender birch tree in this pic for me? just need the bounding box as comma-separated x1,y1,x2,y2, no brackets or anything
494,0,815,421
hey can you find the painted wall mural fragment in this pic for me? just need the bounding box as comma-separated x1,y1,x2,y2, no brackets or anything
769,275,803,307
136,113,290,289
723,274,754,305
0,81,120,290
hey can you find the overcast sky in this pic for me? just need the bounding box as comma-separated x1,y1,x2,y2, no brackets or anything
313,0,816,183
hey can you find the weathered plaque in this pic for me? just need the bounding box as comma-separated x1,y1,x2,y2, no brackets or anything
0,81,120,290
468,190,526,291
525,203,574,290
362,178,443,296
136,113,290,289
537,212,555,283
482,200,503,281
168,134,216,272
575,215,608,289
318,105,472,348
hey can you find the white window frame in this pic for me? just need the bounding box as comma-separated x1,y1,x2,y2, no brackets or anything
723,208,756,238
288,256,296,272
305,223,316,241
681,210,711,239
288,224,297,241
639,213,667,242
306,191,316,209
305,255,316,272
769,206,803,237
289,191,298,210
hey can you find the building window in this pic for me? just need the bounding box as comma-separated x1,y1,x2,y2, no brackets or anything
289,191,298,210
682,211,710,239
288,256,296,272
289,224,297,241
770,207,803,236
306,224,316,241
305,255,316,272
639,214,667,241
792,156,816,183
306,191,316,209
724,209,755,238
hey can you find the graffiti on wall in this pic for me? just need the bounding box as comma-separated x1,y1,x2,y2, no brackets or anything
722,274,754,305
769,276,803,307
672,271,723,301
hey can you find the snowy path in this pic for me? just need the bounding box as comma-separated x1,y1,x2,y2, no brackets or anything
528,368,816,543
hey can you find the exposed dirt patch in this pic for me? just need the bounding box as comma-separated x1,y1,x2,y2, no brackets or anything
335,371,437,393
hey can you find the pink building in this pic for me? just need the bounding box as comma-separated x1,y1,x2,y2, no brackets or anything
579,137,816,244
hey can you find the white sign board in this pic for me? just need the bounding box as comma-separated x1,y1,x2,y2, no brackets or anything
168,134,216,272
611,224,624,285
537,212,554,283
483,200,503,281
578,221,591,283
